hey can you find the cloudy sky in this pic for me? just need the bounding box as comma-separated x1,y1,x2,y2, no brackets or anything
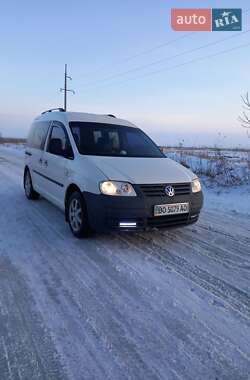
0,0,250,147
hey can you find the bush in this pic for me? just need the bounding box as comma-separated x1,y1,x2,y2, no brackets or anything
165,147,250,187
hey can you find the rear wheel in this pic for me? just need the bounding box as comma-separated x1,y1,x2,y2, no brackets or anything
68,192,91,238
24,169,40,200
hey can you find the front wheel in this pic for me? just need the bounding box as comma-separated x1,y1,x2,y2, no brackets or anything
24,169,40,200
68,192,91,238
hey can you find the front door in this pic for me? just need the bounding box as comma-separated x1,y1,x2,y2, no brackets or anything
40,121,73,209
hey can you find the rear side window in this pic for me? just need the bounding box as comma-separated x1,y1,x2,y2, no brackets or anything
27,121,50,150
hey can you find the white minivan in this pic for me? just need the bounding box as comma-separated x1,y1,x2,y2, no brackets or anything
24,109,203,238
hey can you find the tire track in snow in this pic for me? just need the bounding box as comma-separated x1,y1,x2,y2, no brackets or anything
0,256,67,380
150,228,250,292
121,233,250,320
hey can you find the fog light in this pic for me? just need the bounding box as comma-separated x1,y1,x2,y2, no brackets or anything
119,222,137,228
190,214,198,219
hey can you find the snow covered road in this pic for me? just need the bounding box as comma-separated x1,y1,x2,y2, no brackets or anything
0,147,250,380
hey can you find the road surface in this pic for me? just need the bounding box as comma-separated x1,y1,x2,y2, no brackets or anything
0,147,250,380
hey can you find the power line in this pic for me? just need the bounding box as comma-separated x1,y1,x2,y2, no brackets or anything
79,29,250,89
59,64,75,111
83,32,195,78
81,41,250,92
78,8,250,89
136,41,250,80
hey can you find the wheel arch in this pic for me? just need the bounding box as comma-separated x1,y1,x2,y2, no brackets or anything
23,165,30,188
64,183,84,221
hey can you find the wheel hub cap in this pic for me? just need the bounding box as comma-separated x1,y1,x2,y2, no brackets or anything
69,199,83,232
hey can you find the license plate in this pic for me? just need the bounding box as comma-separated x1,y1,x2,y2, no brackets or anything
154,202,189,217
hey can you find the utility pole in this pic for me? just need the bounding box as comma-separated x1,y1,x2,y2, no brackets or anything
60,64,75,111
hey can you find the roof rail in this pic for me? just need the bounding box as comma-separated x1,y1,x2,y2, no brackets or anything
41,108,65,115
107,114,116,118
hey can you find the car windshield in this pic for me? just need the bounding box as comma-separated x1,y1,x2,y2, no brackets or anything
69,122,164,158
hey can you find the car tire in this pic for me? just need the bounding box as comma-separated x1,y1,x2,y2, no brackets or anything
68,191,91,238
24,168,40,200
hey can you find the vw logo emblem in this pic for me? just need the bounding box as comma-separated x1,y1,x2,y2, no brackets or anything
165,185,175,197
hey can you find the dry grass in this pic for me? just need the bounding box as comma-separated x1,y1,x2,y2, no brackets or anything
163,146,250,186
0,137,26,144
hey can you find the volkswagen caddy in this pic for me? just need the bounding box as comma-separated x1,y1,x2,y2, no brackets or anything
24,109,203,238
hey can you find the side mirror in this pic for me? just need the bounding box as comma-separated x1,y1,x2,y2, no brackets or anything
49,138,63,156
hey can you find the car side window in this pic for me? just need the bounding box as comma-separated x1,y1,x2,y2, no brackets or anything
27,124,35,147
27,121,50,150
47,122,73,158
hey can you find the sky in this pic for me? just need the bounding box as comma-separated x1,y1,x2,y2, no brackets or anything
0,0,250,147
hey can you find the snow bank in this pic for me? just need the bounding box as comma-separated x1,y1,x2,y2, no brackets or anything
0,143,25,157
203,182,250,216
166,150,250,186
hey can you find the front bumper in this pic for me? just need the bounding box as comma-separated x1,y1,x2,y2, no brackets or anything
84,185,203,232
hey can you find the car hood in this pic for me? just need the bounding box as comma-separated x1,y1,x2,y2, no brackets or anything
87,156,196,184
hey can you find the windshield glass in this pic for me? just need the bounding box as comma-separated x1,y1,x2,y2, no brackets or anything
69,122,164,158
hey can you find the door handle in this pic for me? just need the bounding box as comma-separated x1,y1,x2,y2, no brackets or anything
44,160,48,167
64,168,73,177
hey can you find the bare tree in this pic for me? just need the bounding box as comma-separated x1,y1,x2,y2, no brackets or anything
239,92,250,138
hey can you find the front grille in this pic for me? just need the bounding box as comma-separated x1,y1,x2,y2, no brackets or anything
139,183,191,197
147,213,189,228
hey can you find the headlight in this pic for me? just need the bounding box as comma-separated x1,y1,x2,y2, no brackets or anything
191,178,201,193
100,181,137,196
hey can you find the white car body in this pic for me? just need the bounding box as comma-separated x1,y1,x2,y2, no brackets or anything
24,109,203,235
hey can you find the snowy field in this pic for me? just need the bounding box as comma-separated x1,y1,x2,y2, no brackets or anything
0,144,250,379
164,147,250,215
